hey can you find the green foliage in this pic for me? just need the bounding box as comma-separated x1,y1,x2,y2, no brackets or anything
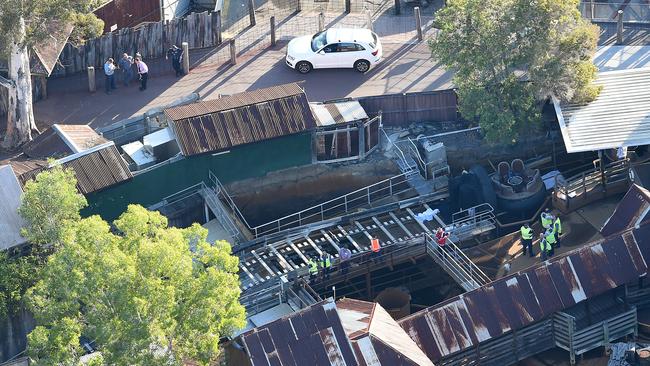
0,253,39,318
18,165,87,249
430,0,600,143
27,318,83,365
69,12,104,46
27,205,246,365
0,0,98,54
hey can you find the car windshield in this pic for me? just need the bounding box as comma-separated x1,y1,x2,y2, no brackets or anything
311,31,328,52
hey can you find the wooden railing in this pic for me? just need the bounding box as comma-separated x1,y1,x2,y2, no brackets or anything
553,159,630,213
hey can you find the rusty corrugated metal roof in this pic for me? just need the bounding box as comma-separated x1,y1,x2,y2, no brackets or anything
601,184,650,236
19,143,132,195
168,84,316,156
241,299,359,366
398,225,649,362
23,124,108,159
165,83,307,121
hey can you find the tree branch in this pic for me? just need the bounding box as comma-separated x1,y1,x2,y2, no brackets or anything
0,75,15,89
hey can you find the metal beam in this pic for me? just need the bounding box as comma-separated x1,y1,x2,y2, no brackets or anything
304,236,324,256
337,225,363,252
389,212,413,238
320,230,341,252
372,216,396,242
270,246,295,271
289,241,310,265
354,221,374,240
251,250,278,277
406,208,433,234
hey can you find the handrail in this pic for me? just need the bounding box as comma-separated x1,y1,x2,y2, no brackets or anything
407,137,428,179
148,182,205,211
208,170,253,229
424,233,491,289
381,128,413,173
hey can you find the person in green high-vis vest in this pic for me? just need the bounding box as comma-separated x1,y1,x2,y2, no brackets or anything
541,208,553,230
520,223,534,257
539,233,553,261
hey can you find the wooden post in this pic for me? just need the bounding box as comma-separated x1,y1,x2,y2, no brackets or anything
270,16,276,47
345,0,351,14
394,0,401,15
39,76,47,99
415,7,423,41
617,10,624,45
249,0,257,27
318,12,325,32
358,121,366,160
229,39,237,65
87,66,96,92
216,10,222,45
181,42,189,74
296,0,301,12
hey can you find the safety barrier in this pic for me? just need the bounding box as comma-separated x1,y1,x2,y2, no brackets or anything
424,233,491,291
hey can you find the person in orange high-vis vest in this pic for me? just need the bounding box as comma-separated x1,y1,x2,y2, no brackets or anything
371,238,381,262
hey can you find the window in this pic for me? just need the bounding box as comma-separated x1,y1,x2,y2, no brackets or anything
311,31,328,52
338,43,362,52
322,43,340,53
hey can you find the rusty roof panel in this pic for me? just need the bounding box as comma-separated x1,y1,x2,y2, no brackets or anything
601,184,650,237
398,223,650,363
165,83,306,121
170,90,316,156
23,128,73,159
242,300,358,366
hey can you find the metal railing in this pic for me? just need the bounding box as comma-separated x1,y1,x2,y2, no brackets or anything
580,2,650,22
424,233,491,291
381,127,417,174
449,203,497,241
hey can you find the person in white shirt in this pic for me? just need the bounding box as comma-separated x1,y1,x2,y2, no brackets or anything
135,58,149,91
103,58,116,94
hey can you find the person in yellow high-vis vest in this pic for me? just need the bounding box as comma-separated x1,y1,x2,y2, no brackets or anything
553,216,562,248
520,224,534,257
541,208,553,229
539,233,552,261
545,228,556,257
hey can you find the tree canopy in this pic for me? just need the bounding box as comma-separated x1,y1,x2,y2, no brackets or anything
68,12,105,46
430,0,601,143
18,165,88,249
26,205,246,365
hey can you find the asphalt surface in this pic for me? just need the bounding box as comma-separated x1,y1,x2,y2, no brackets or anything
34,40,453,129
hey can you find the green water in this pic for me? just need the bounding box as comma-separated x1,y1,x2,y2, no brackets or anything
83,133,312,221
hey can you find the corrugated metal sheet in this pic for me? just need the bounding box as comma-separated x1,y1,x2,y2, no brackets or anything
601,184,650,236
0,165,27,250
555,68,650,153
93,0,161,32
23,124,107,159
311,101,369,127
169,84,316,156
398,225,650,363
165,83,306,121
19,144,132,195
241,299,358,366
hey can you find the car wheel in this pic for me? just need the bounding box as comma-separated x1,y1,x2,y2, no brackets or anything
354,60,370,73
296,61,312,74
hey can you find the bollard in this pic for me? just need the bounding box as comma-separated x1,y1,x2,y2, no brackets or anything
270,16,276,47
87,66,96,92
415,7,423,42
181,42,189,74
230,39,237,65
249,0,257,27
394,0,400,15
318,12,325,32
366,11,373,32
215,10,222,45
589,0,595,20
345,0,351,14
617,10,624,45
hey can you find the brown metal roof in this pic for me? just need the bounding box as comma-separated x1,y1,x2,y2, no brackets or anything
241,299,359,366
18,144,132,195
165,83,307,121
601,184,650,237
398,224,650,362
23,124,107,159
169,84,316,156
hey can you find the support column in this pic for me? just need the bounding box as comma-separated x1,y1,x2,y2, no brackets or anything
270,16,276,47
318,12,325,32
87,66,96,92
598,150,607,193
358,121,366,160
230,39,237,65
215,10,222,45
617,10,624,45
204,201,210,223
345,0,351,14
415,7,423,41
181,42,189,74
249,0,257,26
394,0,400,15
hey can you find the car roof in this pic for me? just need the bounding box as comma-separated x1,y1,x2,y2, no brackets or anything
325,28,374,44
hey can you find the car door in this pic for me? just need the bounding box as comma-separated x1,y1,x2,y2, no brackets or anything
337,43,364,68
316,43,341,68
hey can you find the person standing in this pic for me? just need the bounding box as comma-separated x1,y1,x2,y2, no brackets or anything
553,215,562,248
371,237,381,262
539,233,552,261
544,227,556,257
520,223,534,257
103,58,116,94
307,257,318,281
541,208,553,230
135,58,149,91
167,45,184,77
118,53,133,86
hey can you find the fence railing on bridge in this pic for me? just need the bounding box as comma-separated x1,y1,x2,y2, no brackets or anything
581,2,650,22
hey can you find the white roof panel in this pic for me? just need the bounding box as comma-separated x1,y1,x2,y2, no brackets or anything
143,127,175,148
555,68,650,153
121,141,156,167
336,101,368,122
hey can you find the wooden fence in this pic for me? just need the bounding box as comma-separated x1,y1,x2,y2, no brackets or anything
54,11,223,77
356,89,459,126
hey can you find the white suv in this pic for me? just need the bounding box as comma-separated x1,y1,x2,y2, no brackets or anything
285,28,383,74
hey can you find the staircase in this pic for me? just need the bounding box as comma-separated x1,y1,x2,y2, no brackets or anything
425,233,491,291
199,186,246,244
